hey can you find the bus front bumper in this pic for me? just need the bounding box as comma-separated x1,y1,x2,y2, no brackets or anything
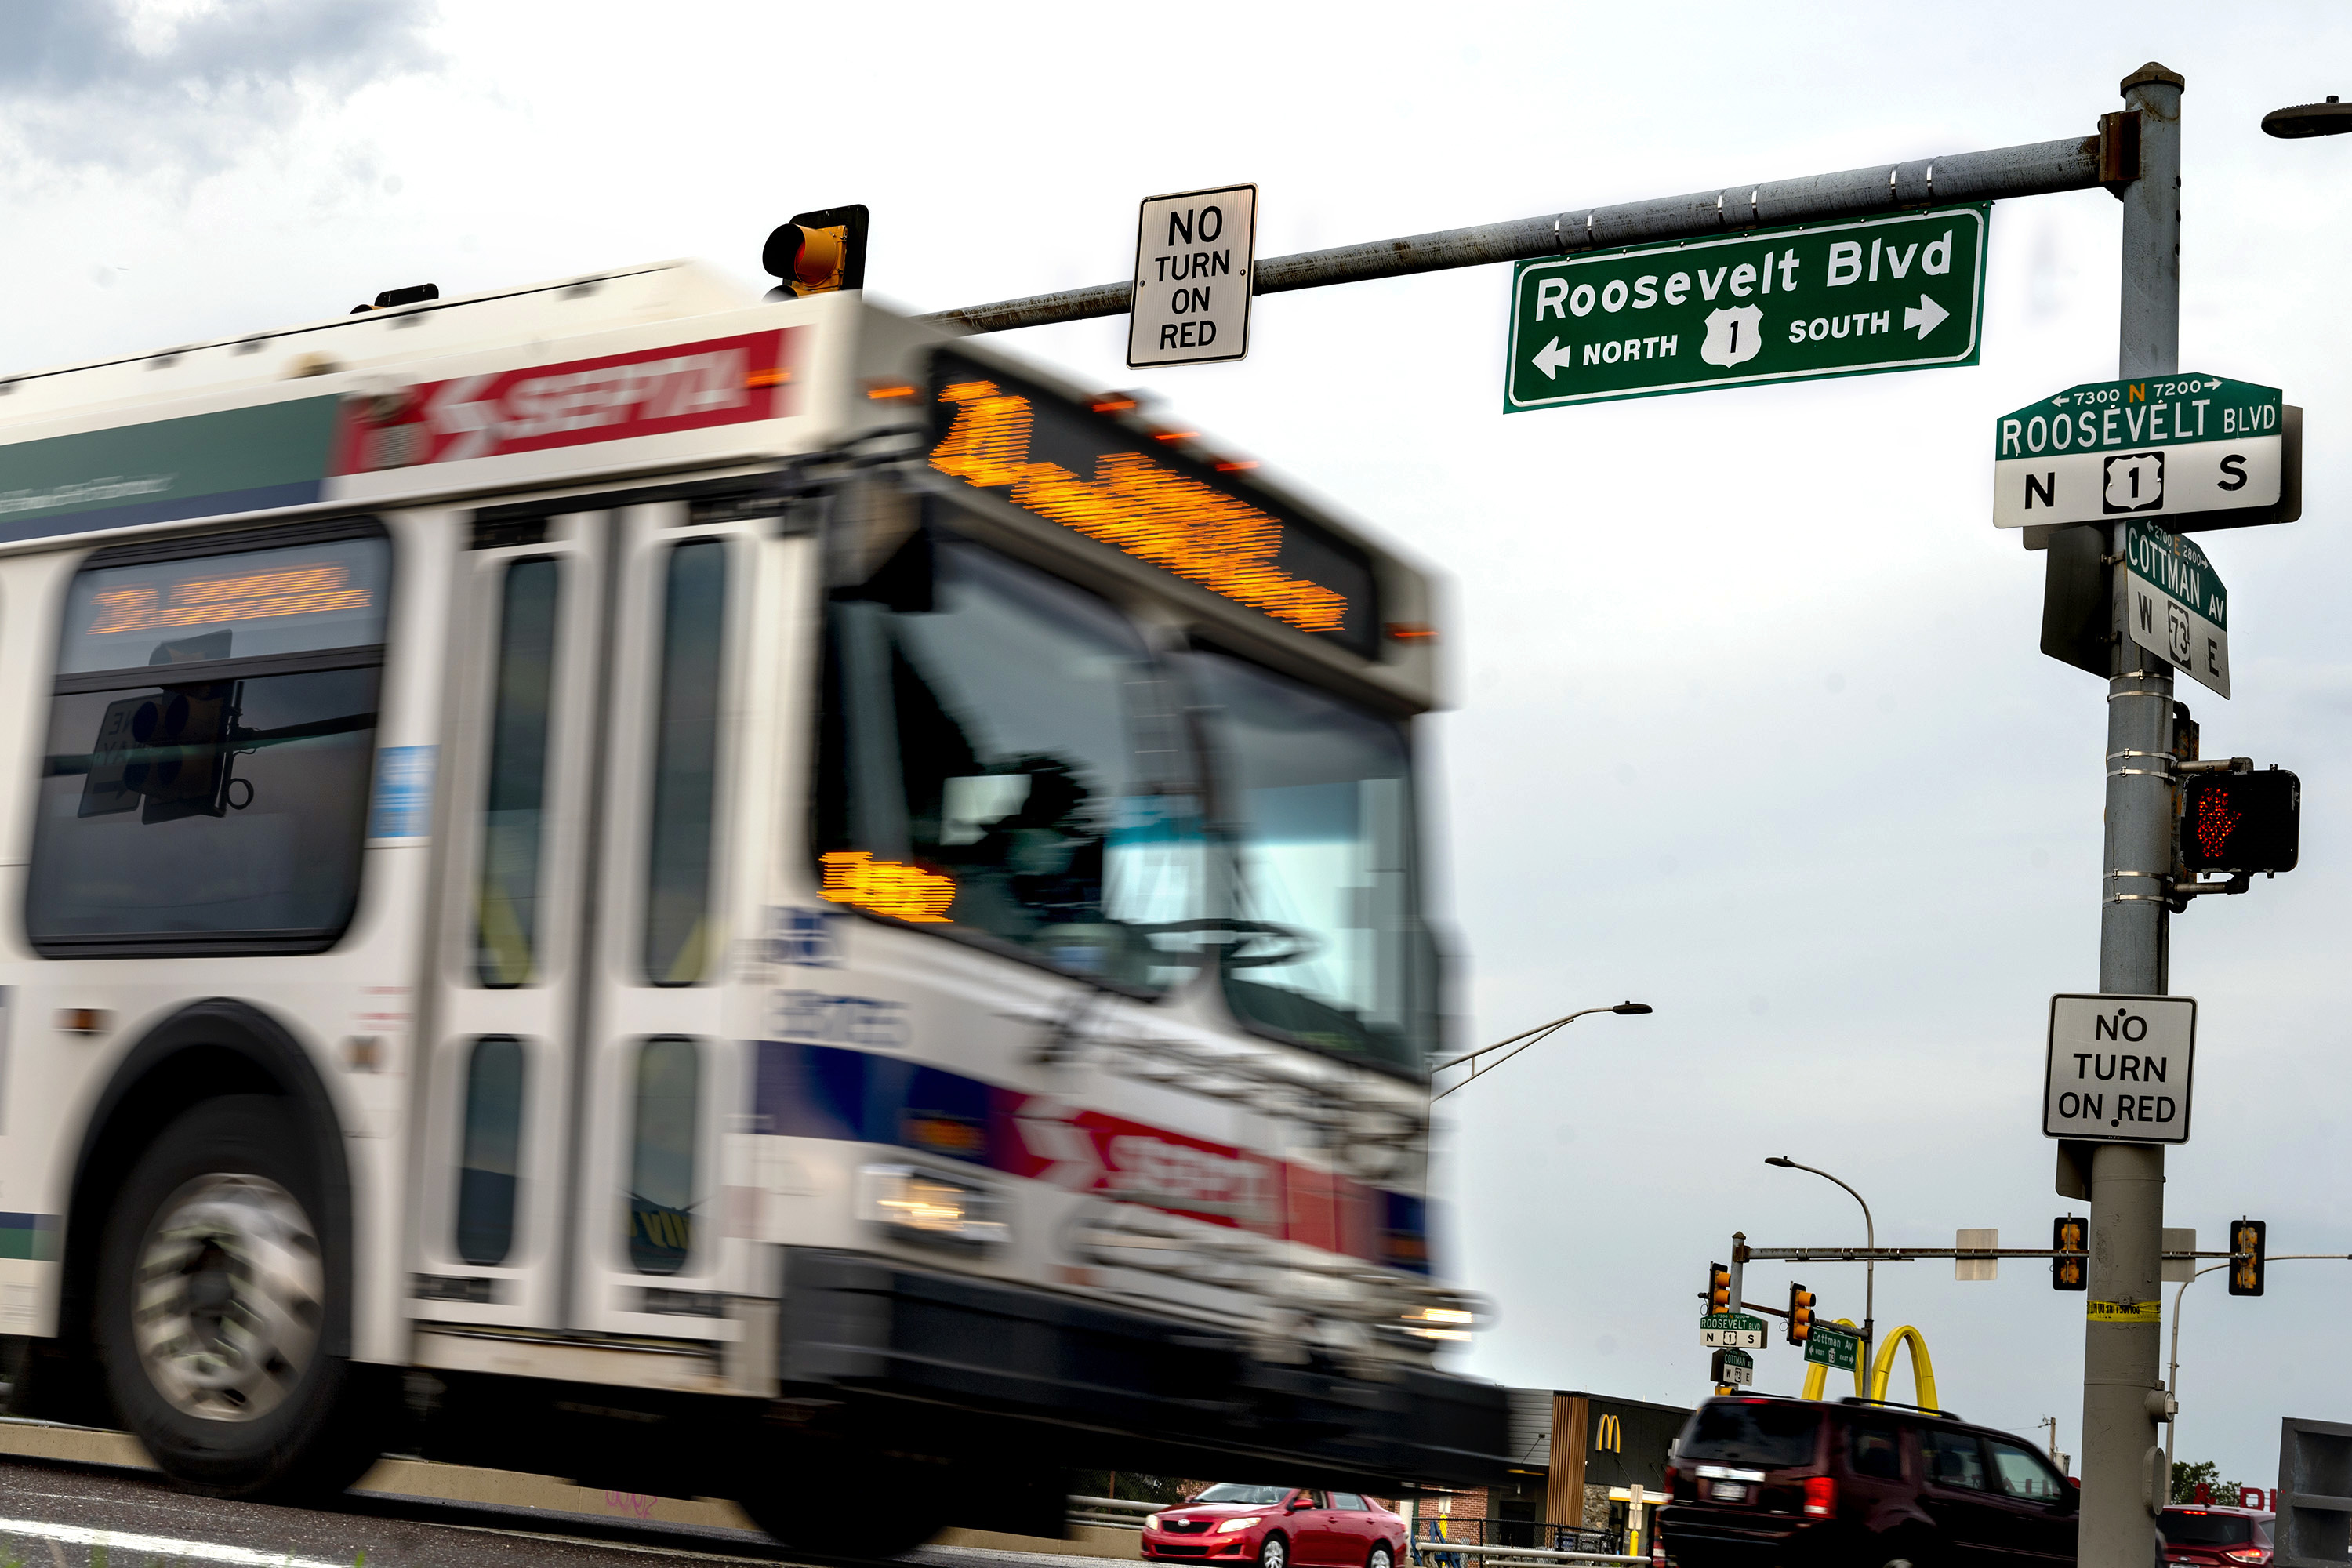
777,1247,1508,1488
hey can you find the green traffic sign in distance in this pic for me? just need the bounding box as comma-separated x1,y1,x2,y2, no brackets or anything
1993,375,2283,529
1504,204,1987,411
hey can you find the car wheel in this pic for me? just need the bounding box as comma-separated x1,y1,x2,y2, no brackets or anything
1859,1532,1940,1568
95,1094,383,1498
1370,1544,1395,1568
1261,1534,1290,1568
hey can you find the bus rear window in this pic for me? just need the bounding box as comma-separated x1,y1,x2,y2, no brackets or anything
1678,1402,1824,1469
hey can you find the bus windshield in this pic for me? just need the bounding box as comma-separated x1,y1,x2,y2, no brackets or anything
1190,646,1433,1073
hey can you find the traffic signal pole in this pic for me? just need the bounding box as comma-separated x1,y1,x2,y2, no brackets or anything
2083,62,2184,1568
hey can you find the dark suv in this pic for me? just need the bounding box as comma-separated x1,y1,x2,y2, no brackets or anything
1660,1395,2078,1568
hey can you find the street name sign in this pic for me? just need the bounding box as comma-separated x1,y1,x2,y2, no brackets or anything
1804,1326,1860,1373
2125,521,2230,698
1700,1312,1766,1348
1130,183,1256,368
1994,375,2282,530
2043,993,2196,1145
1504,203,1987,411
1712,1348,1755,1387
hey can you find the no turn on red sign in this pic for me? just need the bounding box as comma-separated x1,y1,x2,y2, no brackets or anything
2042,993,2197,1145
1129,183,1256,368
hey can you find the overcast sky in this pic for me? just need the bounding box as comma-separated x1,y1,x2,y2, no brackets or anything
3,0,2345,1493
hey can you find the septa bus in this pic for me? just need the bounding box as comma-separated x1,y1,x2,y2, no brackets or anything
0,254,1504,1550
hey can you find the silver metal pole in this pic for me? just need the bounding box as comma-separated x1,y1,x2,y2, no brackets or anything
2165,1264,2228,1491
2081,60,2184,1568
925,136,2104,333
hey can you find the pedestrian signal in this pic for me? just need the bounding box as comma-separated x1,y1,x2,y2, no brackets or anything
2227,1218,2267,1297
763,204,869,299
2053,1214,2088,1292
2180,769,2300,875
1788,1283,1813,1345
1706,1262,1732,1314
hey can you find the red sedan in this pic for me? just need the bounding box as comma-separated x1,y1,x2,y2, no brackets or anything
1144,1485,1407,1568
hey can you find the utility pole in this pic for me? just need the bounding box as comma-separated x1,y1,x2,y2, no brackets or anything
2082,60,2183,1568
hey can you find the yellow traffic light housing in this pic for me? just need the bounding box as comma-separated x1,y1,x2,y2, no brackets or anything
763,205,869,298
2228,1218,2267,1296
1706,1262,1732,1314
2053,1214,2088,1292
1788,1283,1814,1345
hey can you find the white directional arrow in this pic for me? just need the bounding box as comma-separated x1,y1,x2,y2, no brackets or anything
1531,336,1575,381
1903,294,1950,340
2205,377,2222,390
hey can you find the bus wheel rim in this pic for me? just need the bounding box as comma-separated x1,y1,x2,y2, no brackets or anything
130,1173,324,1424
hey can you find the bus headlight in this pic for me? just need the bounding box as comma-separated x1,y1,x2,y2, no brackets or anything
857,1164,1008,1247
1399,1303,1479,1341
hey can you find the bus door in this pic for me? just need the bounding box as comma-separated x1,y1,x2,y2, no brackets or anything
418,495,785,1345
566,497,781,1340
415,507,610,1330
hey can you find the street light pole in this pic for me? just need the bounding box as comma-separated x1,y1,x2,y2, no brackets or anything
1428,1001,1651,1102
1763,1156,1876,1374
2164,1253,2352,1491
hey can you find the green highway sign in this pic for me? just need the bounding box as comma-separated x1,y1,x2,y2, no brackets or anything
1712,1348,1755,1388
1994,375,2284,530
1804,1325,1861,1373
2126,520,2230,698
1504,204,1987,411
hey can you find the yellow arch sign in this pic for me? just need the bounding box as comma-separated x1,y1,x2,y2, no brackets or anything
1798,1321,1940,1410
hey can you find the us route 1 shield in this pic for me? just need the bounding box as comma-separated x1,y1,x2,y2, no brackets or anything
1700,1312,1767,1348
1504,203,1987,410
1993,375,2283,529
2043,993,2196,1145
2126,521,2230,698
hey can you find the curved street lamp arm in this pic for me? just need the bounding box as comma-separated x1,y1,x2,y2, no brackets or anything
1769,1157,1875,1250
1429,1007,1616,1075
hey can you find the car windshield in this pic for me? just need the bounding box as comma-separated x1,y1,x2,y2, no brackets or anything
1193,1485,1287,1506
1678,1402,1824,1468
2163,1513,2256,1547
1189,647,1435,1071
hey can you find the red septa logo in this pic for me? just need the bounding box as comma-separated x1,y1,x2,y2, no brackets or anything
332,328,802,474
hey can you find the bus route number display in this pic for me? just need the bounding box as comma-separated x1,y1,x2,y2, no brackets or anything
924,352,1377,659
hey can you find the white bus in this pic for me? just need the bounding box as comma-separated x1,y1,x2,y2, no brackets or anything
0,249,1501,1552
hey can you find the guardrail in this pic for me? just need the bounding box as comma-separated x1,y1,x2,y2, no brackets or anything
1069,1495,1159,1530
1412,1546,1646,1566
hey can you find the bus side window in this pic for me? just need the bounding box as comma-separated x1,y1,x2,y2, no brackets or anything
27,528,390,955
475,557,561,987
456,1036,526,1266
627,1036,699,1275
642,540,727,985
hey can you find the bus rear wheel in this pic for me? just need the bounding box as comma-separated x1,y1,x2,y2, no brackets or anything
95,1094,380,1498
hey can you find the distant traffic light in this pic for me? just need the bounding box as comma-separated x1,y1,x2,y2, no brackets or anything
1706,1262,1732,1315
2180,769,2300,875
1788,1283,1814,1345
763,205,870,298
2228,1218,2267,1297
2053,1215,2088,1292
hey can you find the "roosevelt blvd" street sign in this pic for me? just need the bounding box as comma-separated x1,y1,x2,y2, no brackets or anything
1504,203,1987,411
1992,375,2283,529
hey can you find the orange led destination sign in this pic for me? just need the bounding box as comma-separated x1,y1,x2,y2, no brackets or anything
85,564,370,637
926,353,1377,658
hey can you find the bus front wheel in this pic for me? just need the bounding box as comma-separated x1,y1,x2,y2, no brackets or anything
95,1094,381,1498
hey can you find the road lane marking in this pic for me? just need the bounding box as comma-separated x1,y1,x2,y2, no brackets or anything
0,1515,357,1567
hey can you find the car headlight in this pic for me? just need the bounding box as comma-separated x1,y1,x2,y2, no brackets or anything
1145,1515,1163,1532
857,1163,1008,1246
1218,1517,1261,1534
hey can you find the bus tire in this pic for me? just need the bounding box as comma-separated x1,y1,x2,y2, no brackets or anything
94,1094,381,1498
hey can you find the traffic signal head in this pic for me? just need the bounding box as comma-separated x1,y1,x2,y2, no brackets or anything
2228,1218,2267,1297
1788,1283,1814,1345
1707,1262,1732,1314
2052,1214,2088,1292
2180,769,2300,875
763,205,870,298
